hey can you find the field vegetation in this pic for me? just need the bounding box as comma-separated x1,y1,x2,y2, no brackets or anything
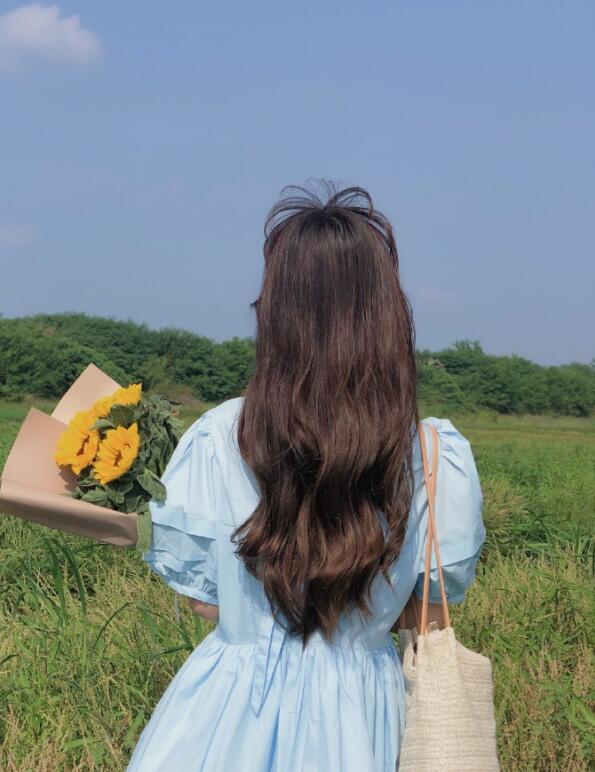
0,314,593,769
0,399,593,770
1,313,594,416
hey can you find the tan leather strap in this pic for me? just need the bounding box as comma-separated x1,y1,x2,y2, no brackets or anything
397,422,451,633
418,422,451,633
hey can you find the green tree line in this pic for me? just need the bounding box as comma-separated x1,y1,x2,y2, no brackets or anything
0,314,593,416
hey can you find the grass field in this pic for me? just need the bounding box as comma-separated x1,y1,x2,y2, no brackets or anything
1,400,593,771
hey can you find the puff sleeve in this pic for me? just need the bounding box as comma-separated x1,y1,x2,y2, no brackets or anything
413,417,486,605
142,410,219,605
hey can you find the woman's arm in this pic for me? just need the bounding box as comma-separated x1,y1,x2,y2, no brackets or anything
187,597,219,622
391,593,446,633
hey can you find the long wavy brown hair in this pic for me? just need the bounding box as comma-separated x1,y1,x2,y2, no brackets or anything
233,182,419,642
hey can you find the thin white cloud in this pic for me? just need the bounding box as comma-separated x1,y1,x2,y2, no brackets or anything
0,4,100,71
0,223,37,247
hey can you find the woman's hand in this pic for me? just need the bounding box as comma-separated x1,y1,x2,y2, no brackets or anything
187,597,219,622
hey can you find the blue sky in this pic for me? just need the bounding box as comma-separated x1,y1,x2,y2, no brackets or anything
0,1,593,366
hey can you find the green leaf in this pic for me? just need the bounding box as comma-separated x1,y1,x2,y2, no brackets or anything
123,710,147,751
105,485,125,505
109,404,135,427
90,418,115,431
136,511,153,554
123,494,145,513
80,488,109,506
117,479,134,496
136,468,166,501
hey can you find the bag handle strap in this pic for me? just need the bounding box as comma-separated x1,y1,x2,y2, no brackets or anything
418,421,451,633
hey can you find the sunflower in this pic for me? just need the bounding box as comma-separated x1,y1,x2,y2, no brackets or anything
92,383,142,419
92,394,116,419
93,422,140,485
113,383,142,406
54,410,100,474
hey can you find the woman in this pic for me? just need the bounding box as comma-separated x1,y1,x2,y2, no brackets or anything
126,184,486,771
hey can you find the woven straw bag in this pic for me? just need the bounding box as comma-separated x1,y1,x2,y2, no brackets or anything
397,422,499,771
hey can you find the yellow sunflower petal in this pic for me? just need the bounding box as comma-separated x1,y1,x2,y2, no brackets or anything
54,409,100,474
113,383,143,407
93,422,140,485
91,383,142,419
91,394,116,419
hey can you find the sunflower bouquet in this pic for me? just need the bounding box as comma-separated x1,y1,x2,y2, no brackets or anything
0,364,182,551
54,380,181,550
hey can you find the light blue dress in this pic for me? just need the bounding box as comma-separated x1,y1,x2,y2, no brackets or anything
127,398,486,772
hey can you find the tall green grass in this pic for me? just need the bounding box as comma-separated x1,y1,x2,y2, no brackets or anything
1,402,593,770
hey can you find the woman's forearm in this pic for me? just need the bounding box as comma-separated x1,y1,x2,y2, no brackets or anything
187,597,219,621
391,594,445,633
